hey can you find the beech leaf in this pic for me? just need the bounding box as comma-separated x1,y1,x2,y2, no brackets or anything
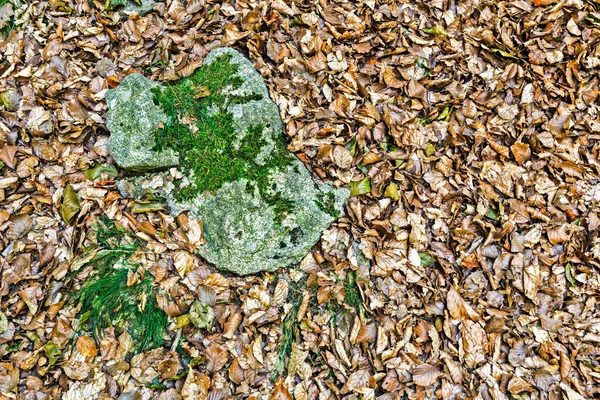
59,184,81,225
350,177,371,197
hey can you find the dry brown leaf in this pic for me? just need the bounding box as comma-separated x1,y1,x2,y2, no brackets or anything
270,379,292,400
511,142,531,165
76,336,97,357
181,369,210,400
412,363,441,387
174,250,194,277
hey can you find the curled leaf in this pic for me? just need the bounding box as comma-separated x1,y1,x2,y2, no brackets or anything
423,26,448,36
132,200,164,214
43,341,62,367
0,311,7,334
59,184,81,224
565,263,576,286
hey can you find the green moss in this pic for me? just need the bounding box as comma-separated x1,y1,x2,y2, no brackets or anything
151,54,295,222
315,191,338,218
70,217,168,352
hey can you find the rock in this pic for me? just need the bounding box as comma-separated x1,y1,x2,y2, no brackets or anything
106,74,179,172
125,0,155,16
108,48,349,275
104,0,156,16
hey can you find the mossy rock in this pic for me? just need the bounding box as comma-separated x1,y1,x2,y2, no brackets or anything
104,0,155,16
107,48,349,275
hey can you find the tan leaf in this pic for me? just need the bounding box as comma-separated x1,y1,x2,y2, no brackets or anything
50,316,73,349
407,213,427,247
296,292,310,322
222,23,251,46
488,140,510,158
223,312,242,339
361,152,381,165
185,0,204,13
252,335,264,365
523,262,539,302
447,286,479,321
382,65,403,89
158,357,181,379
228,358,245,385
356,324,377,343
182,369,210,400
197,285,217,306
560,351,571,379
444,357,464,384
174,250,194,277
76,336,97,357
0,144,18,169
342,369,370,394
204,343,228,372
547,225,570,244
412,363,441,386
270,379,292,400
508,376,534,395
272,279,289,306
26,106,52,136
332,146,353,170
511,142,531,165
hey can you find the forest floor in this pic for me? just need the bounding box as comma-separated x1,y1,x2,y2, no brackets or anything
1,0,600,399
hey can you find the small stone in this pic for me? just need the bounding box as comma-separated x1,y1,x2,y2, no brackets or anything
108,48,349,275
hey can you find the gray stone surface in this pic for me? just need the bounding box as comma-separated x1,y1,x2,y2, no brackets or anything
106,74,179,172
108,48,349,275
125,0,155,16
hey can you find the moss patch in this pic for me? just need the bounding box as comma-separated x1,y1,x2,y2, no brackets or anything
151,54,295,221
315,191,338,218
71,216,168,352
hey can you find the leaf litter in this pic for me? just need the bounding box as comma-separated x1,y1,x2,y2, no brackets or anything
1,0,600,399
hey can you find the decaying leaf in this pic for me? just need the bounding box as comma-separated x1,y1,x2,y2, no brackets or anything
59,184,80,224
350,177,371,197
412,363,441,386
188,300,215,330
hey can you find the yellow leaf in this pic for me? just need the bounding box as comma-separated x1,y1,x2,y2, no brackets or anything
76,336,98,357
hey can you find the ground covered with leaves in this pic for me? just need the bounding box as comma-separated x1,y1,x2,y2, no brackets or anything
1,0,600,399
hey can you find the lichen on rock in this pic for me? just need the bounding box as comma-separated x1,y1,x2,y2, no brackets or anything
106,74,179,172
107,47,349,275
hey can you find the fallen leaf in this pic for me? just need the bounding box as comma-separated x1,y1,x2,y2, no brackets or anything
59,184,81,224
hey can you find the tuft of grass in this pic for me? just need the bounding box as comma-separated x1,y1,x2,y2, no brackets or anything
343,271,363,312
273,300,300,380
272,276,311,380
151,54,295,222
70,217,168,352
74,269,167,352
271,272,364,381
